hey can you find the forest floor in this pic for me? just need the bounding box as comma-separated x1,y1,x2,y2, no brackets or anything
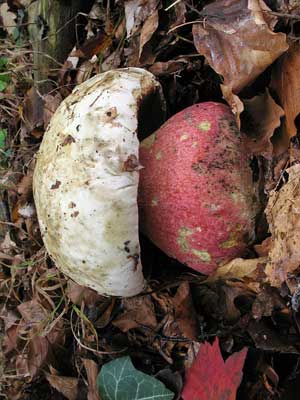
1,1,300,399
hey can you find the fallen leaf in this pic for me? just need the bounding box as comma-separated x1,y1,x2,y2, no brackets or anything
22,87,44,131
125,0,159,38
193,0,288,94
72,31,112,59
66,280,105,307
43,93,62,128
0,3,17,36
112,295,157,332
220,84,244,127
170,1,186,29
139,10,159,59
172,282,199,340
182,337,248,400
97,356,174,400
17,298,47,325
149,59,188,76
82,358,100,400
248,320,297,353
271,42,300,155
265,164,300,287
242,90,284,159
192,0,288,124
254,237,272,257
208,257,267,281
46,373,78,400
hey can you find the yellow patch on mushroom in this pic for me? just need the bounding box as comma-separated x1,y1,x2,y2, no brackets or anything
198,121,211,131
180,134,188,141
156,151,162,160
151,197,158,207
177,227,194,252
140,133,156,149
191,249,211,262
220,232,238,249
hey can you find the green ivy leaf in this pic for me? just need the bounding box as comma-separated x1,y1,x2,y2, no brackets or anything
97,356,174,400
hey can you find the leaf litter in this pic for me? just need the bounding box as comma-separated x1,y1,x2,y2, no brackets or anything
2,0,300,399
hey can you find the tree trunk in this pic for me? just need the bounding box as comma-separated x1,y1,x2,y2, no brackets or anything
28,0,94,91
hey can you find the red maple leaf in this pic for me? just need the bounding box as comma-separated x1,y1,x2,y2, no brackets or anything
182,337,248,400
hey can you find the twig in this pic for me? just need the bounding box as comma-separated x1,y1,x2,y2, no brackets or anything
165,0,182,11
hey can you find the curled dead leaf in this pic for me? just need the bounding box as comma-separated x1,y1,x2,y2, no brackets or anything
139,10,159,59
112,295,157,332
46,373,78,400
242,90,284,159
207,257,267,282
265,164,300,287
271,42,300,155
193,0,288,94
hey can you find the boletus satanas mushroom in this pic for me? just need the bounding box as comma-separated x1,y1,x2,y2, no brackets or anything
33,68,165,297
139,102,260,274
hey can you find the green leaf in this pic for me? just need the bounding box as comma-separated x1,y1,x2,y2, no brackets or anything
0,57,8,70
0,129,7,149
0,73,10,91
97,356,174,400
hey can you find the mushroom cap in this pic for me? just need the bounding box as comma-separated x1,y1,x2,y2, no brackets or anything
139,102,259,274
33,68,165,296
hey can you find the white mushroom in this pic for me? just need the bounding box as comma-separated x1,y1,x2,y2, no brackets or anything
33,68,165,296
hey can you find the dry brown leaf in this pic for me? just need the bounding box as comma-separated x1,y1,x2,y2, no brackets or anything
43,93,63,129
82,358,100,400
265,164,300,286
220,84,244,128
242,90,284,159
254,237,272,257
271,42,300,155
66,280,104,307
17,298,47,325
72,31,112,59
172,282,198,340
125,0,159,37
0,3,16,36
46,374,78,400
112,295,157,332
208,257,267,281
139,10,159,59
170,1,186,28
149,59,188,76
193,0,288,94
22,87,44,131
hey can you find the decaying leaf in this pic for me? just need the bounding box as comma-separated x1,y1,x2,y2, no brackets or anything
125,0,159,37
112,295,157,332
193,0,288,93
208,257,267,281
271,42,300,155
82,358,100,400
0,3,16,36
182,337,248,400
242,90,284,159
22,87,44,131
192,0,288,122
139,10,159,59
46,373,78,400
172,282,199,340
265,164,300,287
149,59,188,76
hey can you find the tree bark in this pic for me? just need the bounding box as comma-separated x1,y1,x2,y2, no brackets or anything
28,0,94,91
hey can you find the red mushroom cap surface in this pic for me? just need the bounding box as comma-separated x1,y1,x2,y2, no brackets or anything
139,102,259,274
